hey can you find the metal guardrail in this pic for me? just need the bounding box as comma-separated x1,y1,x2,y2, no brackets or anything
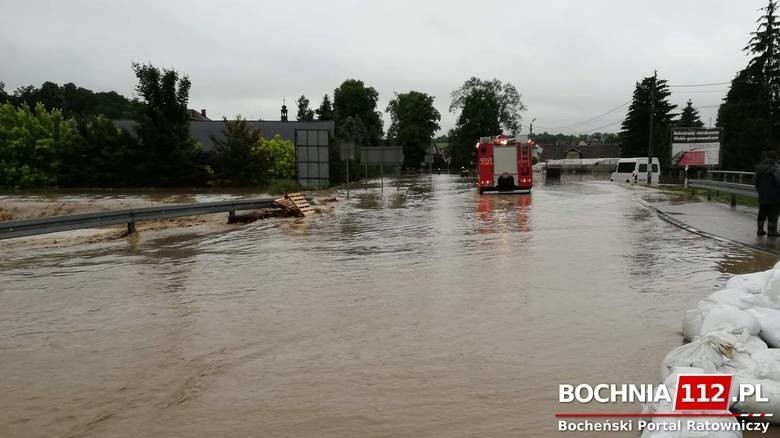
705,170,754,184
688,179,757,197
0,197,279,240
687,179,756,207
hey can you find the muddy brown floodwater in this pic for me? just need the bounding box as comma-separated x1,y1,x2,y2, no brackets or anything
0,174,776,437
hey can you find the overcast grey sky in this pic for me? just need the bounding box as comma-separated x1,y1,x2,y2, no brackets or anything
0,0,766,135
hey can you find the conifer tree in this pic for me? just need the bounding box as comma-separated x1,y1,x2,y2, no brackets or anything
619,74,676,163
718,0,780,169
315,94,334,120
677,100,704,128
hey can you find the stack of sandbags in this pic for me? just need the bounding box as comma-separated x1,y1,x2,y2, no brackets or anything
641,366,742,438
643,262,780,437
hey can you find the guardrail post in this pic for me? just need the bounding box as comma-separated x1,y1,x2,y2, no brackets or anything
127,221,136,234
731,193,737,207
707,190,712,201
229,210,236,219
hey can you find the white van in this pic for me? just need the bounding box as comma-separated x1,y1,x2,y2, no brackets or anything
610,157,660,185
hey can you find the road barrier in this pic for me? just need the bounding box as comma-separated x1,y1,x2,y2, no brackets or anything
0,197,279,240
687,179,756,207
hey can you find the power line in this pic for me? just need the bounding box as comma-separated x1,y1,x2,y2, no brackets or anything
581,118,624,133
668,81,732,88
536,100,631,131
673,89,730,94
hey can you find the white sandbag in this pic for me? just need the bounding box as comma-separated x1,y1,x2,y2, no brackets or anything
746,307,780,347
683,308,705,341
683,304,759,340
700,306,760,337
661,332,735,381
701,288,759,310
762,269,780,304
734,332,768,355
731,371,780,420
749,349,780,381
726,270,772,294
717,336,770,388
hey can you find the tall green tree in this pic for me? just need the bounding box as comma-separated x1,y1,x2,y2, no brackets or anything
0,103,78,187
59,115,138,187
5,81,140,119
386,91,441,168
36,81,66,112
296,95,315,121
333,79,383,145
315,94,334,120
13,85,39,109
718,70,770,169
619,74,676,163
0,82,10,105
450,77,525,134
131,62,206,186
448,77,526,168
677,100,705,128
718,0,780,169
211,116,268,186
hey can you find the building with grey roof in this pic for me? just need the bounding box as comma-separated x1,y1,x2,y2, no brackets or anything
115,118,336,188
539,143,621,161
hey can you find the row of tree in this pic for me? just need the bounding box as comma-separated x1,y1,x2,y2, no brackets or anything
0,64,296,188
617,0,780,171
295,77,529,170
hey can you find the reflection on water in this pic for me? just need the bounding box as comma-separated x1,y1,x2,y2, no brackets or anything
0,174,776,437
477,194,532,234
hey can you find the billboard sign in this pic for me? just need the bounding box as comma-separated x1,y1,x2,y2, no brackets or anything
360,146,404,165
671,128,722,166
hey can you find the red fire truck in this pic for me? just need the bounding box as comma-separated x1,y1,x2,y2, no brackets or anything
476,135,533,194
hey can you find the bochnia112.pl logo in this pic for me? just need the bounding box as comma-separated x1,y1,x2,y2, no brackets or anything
555,375,772,434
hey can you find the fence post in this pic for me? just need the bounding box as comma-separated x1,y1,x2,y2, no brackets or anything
731,193,737,208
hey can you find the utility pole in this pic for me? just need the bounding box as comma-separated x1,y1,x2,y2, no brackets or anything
647,70,657,186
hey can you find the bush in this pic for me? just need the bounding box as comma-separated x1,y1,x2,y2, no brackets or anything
0,103,78,187
265,178,301,195
257,135,296,180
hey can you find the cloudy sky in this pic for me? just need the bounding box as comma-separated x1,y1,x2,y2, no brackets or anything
0,0,766,135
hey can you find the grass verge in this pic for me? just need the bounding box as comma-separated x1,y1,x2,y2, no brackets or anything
660,184,759,208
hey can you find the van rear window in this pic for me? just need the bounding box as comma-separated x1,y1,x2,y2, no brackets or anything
617,162,635,173
638,164,659,173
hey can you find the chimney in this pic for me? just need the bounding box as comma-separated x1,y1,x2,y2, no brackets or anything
200,109,207,118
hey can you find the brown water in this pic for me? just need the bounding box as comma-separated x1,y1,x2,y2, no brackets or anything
0,175,776,437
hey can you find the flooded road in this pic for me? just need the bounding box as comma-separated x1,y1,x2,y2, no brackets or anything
0,174,776,437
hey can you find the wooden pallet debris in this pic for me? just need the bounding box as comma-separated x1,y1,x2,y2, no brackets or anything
272,192,313,217
227,209,286,224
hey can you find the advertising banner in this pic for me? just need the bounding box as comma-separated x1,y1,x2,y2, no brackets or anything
671,128,722,166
